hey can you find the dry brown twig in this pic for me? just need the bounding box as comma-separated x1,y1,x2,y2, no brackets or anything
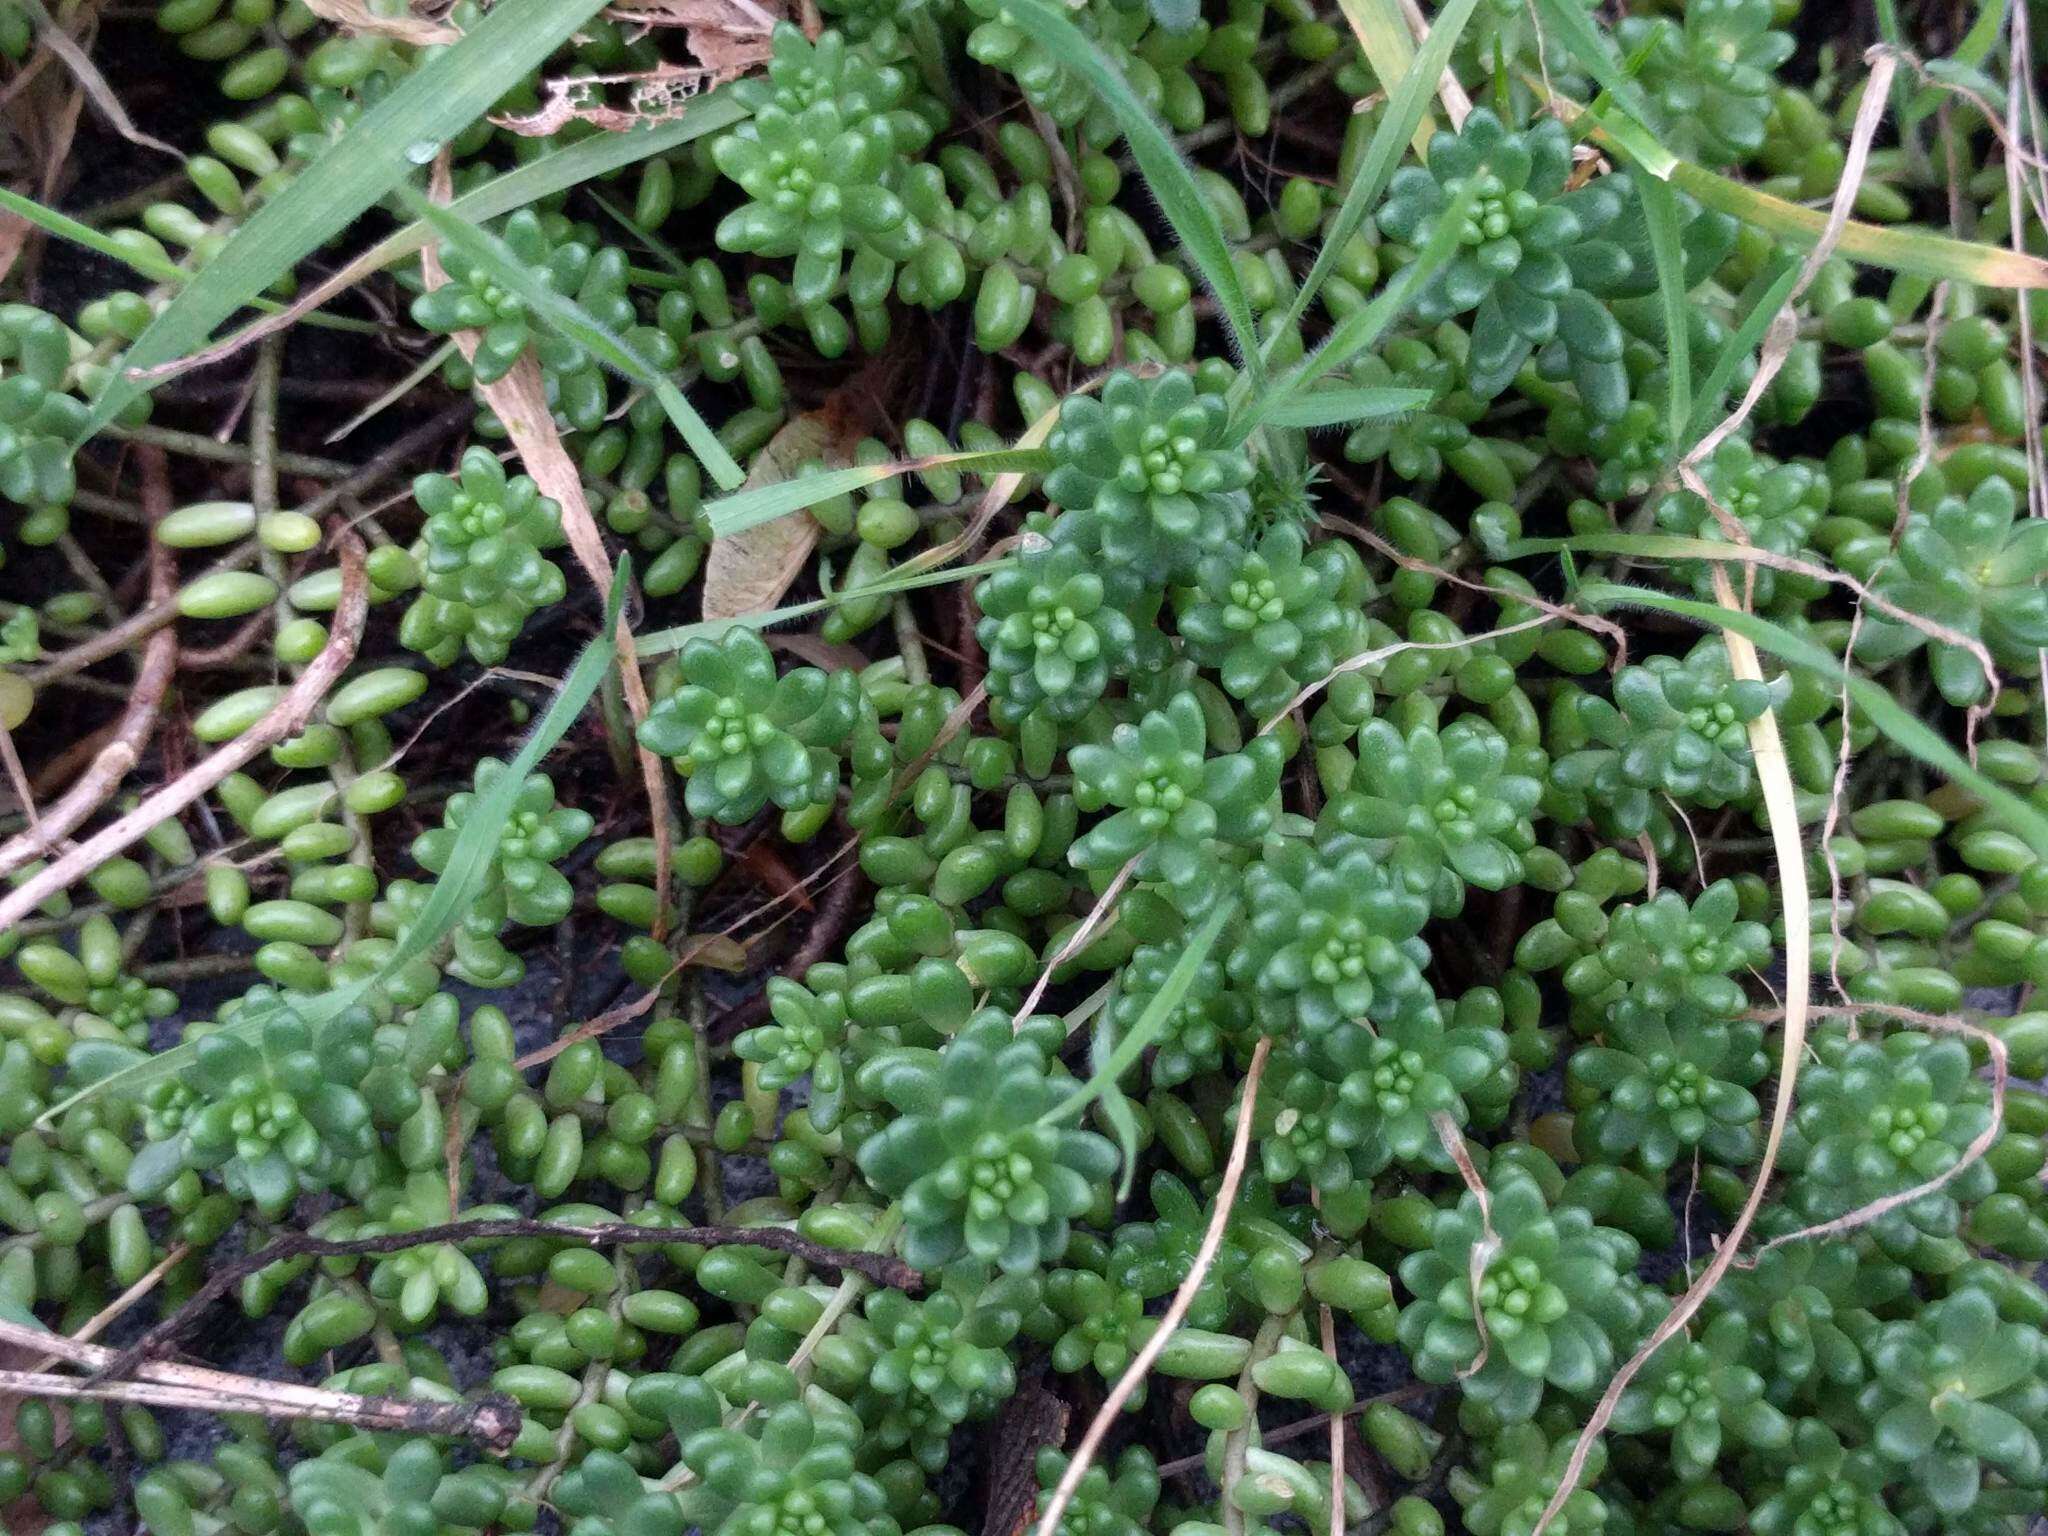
1320,511,1631,664
1259,613,1559,735
1011,855,1137,1026
0,1316,520,1451
0,445,179,879
0,532,369,934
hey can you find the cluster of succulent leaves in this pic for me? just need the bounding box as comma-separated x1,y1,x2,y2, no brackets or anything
4,0,2048,1530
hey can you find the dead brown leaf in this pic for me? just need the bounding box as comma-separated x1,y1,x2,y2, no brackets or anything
701,405,856,621
301,0,460,43
767,633,869,671
606,0,779,80
493,64,717,136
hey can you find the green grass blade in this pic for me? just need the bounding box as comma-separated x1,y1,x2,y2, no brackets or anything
396,185,745,490
1261,386,1434,429
183,93,748,372
1041,896,1237,1194
1245,175,1479,429
1685,257,1802,441
999,0,1264,382
1267,0,1482,358
636,556,1015,655
705,449,1051,538
0,189,188,283
590,189,693,278
1333,0,1442,158
0,188,377,335
1531,0,1658,128
41,568,630,1127
1635,172,1691,449
76,0,616,439
1578,582,2048,857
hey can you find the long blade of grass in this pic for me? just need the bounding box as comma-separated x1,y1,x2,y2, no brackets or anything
0,189,189,284
1244,175,1479,429
1635,171,1692,447
1668,158,2048,287
705,448,1051,538
1267,0,1482,356
77,0,616,438
46,568,631,1124
999,0,1263,381
1042,896,1238,1195
152,93,749,382
1685,257,1803,440
1260,385,1434,428
637,556,1016,655
0,188,377,335
395,185,745,490
1541,82,2048,288
1579,581,2048,857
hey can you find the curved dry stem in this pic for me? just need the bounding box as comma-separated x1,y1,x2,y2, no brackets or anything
1013,855,1137,1026
1746,1001,2007,1256
1321,510,1631,663
1684,49,1897,466
1032,1036,1273,1536
1259,613,1558,736
1432,1111,1500,1380
0,445,179,879
0,531,369,933
1529,562,1810,1536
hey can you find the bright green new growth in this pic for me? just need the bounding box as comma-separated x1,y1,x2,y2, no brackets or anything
1377,110,1641,411
1652,437,1827,609
1618,0,1792,166
399,757,595,986
1229,829,1434,1039
1066,691,1283,915
1327,716,1541,914
1398,1167,1645,1422
413,210,602,385
977,543,1137,726
1556,642,1789,833
1174,522,1364,714
1775,1027,1998,1259
402,445,568,666
713,25,937,309
1044,369,1254,584
131,995,418,1215
639,627,865,824
857,1012,1118,1272
1848,475,2048,706
0,305,91,541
